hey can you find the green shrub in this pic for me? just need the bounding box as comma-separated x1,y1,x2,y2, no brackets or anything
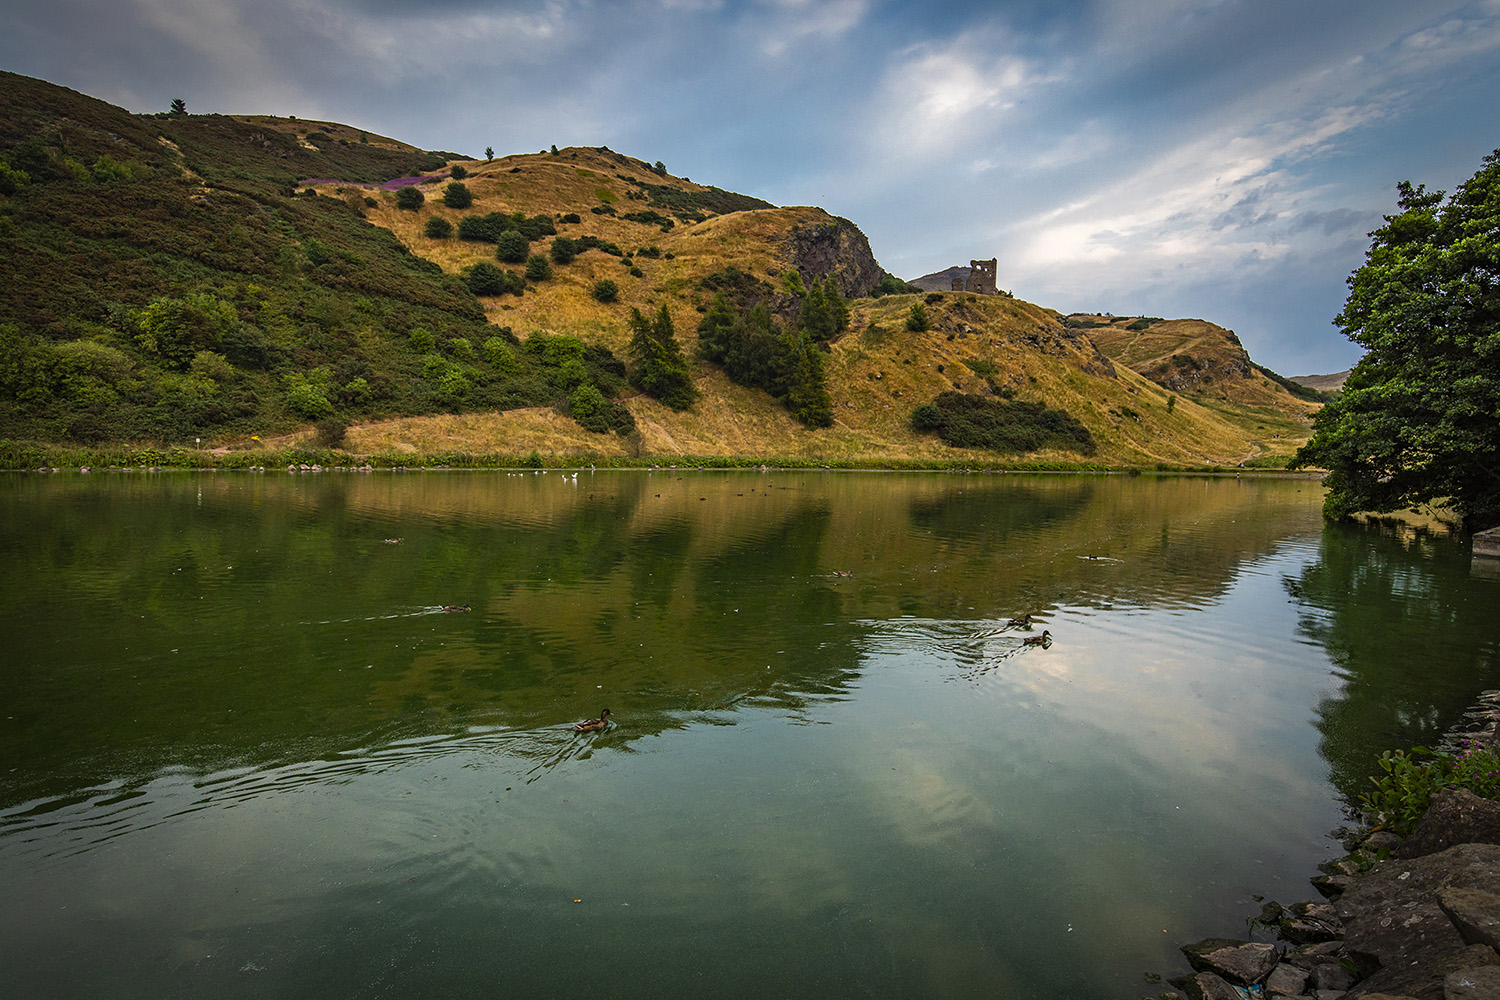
1360,746,1500,836
525,254,553,282
550,237,578,264
424,217,453,239
285,368,335,419
443,182,472,209
496,230,529,263
395,186,424,210
465,262,510,296
910,403,943,431
906,303,930,333
592,279,619,303
920,391,1096,455
449,165,468,180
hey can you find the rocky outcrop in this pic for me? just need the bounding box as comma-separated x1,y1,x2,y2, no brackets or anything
785,216,883,299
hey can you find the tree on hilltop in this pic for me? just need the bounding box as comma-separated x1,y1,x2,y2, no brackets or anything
1291,149,1500,530
169,98,186,115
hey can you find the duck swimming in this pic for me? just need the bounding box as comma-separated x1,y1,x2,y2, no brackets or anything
1022,630,1052,646
1006,614,1033,629
441,604,471,613
574,709,612,732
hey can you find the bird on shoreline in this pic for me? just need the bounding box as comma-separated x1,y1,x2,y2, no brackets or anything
574,709,612,732
1022,630,1052,647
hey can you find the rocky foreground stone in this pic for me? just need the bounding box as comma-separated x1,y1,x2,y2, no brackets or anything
1155,789,1500,1000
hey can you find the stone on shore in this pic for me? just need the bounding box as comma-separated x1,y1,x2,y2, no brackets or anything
1180,938,1278,985
1445,964,1500,1000
1339,843,1500,997
1170,970,1243,1000
1439,888,1500,951
1396,789,1500,859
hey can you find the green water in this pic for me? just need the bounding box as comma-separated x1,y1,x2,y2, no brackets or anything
1,471,1496,998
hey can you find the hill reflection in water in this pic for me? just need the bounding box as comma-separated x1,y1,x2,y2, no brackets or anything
2,470,1494,1000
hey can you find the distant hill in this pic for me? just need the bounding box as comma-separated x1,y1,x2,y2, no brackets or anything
0,71,1319,468
1074,314,1329,408
911,266,971,292
1289,370,1351,393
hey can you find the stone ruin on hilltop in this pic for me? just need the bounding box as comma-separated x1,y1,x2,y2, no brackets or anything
949,258,1013,297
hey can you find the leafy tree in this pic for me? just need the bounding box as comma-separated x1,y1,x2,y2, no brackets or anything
871,273,920,297
395,185,424,211
170,98,186,115
628,304,697,410
133,292,238,368
1291,149,1500,529
485,146,494,161
443,181,472,209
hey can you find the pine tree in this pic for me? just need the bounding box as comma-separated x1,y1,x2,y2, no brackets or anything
628,305,697,410
778,329,833,428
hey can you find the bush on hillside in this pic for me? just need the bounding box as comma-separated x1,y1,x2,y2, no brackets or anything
395,186,424,210
424,217,452,239
916,392,1096,455
496,230,529,263
525,254,552,282
443,182,472,209
592,279,619,303
906,303,930,332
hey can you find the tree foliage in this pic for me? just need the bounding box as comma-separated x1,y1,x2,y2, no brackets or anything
628,304,697,410
1291,149,1500,528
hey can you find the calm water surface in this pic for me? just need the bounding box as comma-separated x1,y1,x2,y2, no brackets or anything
2,471,1496,999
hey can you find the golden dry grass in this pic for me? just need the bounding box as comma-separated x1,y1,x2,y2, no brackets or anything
293,148,1317,468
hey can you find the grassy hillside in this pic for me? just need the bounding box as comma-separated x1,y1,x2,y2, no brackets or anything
0,72,1318,469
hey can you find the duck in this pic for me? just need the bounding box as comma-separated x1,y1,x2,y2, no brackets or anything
441,604,471,613
574,709,612,732
1006,614,1033,629
1022,630,1052,646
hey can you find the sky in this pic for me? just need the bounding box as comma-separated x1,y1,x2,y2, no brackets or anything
4,0,1499,375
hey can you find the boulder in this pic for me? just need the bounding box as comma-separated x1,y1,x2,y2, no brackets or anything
1264,962,1310,996
1397,790,1500,859
1444,964,1500,1000
1281,900,1346,944
1170,971,1244,1000
1180,938,1279,985
1340,844,1500,998
1440,889,1500,951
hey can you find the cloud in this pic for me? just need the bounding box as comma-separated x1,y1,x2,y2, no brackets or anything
751,0,869,56
866,31,1059,162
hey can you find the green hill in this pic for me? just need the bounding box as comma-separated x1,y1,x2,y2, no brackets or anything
0,71,1316,469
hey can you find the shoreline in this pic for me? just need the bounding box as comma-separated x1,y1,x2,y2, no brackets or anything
1161,693,1500,999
